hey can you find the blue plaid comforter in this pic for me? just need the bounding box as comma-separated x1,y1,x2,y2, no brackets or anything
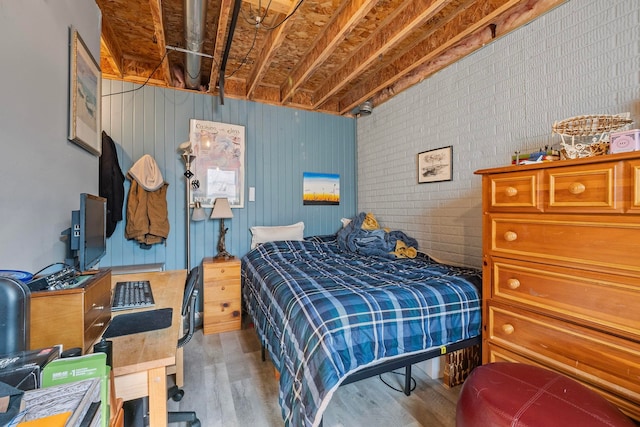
241,236,481,427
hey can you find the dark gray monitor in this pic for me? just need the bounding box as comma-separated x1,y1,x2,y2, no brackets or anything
67,193,107,272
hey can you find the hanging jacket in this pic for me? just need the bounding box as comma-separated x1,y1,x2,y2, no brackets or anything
125,155,170,248
99,131,125,237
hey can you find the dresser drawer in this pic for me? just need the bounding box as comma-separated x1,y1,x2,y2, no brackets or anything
485,170,543,212
631,159,640,213
487,303,640,406
489,213,640,274
484,343,640,420
491,258,640,340
545,161,623,212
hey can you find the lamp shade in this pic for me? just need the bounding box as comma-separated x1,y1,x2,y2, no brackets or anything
210,198,233,219
191,201,207,221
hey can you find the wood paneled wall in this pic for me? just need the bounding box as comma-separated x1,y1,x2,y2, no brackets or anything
101,80,356,271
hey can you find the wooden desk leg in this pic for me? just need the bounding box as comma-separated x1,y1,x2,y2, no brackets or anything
176,347,184,388
147,366,168,427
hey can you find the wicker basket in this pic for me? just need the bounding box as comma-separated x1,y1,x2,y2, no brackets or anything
553,113,633,159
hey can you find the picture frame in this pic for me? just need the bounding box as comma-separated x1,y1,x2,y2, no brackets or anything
68,28,102,156
303,172,340,205
189,119,245,208
418,146,453,183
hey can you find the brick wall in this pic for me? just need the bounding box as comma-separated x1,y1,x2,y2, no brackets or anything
356,0,640,267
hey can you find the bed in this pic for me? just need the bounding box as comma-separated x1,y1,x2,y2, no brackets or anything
241,233,482,427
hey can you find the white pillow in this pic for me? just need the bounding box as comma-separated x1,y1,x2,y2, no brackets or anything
250,221,305,249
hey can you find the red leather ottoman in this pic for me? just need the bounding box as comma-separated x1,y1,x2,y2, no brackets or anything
456,362,635,427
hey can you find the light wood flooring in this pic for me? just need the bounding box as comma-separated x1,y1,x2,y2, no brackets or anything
167,326,461,427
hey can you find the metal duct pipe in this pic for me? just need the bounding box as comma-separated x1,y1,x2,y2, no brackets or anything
184,0,207,89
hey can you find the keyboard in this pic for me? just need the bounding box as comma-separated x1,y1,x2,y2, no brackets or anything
111,280,155,311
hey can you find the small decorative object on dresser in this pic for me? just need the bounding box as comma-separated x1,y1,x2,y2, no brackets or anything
552,113,633,159
475,152,640,421
609,129,640,153
202,257,241,334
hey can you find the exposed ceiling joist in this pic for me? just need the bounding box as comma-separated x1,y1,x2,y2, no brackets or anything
98,0,567,116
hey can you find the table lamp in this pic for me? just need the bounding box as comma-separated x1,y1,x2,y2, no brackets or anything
210,197,234,259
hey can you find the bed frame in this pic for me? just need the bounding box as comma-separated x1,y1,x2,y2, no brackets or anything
261,334,481,425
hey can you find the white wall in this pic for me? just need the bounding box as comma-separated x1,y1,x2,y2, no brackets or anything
0,1,101,272
357,0,640,267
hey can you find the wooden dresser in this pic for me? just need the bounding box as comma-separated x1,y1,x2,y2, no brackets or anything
202,257,242,334
30,269,112,354
476,152,640,420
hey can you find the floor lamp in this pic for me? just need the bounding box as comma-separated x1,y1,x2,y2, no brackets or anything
180,142,196,270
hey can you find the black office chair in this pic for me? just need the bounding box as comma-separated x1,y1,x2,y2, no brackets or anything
166,266,201,426
167,266,200,402
124,267,201,427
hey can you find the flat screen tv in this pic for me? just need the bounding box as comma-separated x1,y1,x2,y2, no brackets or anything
66,193,107,272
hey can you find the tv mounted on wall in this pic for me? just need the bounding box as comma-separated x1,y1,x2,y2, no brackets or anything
65,193,107,272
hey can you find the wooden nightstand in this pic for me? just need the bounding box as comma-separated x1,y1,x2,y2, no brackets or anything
202,257,241,334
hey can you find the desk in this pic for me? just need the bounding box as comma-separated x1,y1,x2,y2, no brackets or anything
108,270,186,427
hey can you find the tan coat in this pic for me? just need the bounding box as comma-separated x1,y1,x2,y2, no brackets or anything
125,177,170,246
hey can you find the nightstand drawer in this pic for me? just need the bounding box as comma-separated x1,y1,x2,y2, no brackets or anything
203,298,241,334
492,258,640,340
546,162,623,212
486,170,542,212
487,303,640,406
489,213,640,274
203,262,240,279
204,282,240,302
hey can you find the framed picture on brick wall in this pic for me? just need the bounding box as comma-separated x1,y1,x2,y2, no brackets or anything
417,146,452,183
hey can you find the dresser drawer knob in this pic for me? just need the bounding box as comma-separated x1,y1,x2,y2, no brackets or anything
95,322,105,328
568,182,586,195
92,304,104,310
501,324,514,334
504,186,518,197
504,231,518,242
507,278,520,289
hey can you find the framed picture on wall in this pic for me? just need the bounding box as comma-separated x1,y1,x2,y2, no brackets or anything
417,146,453,183
68,28,102,156
189,119,245,208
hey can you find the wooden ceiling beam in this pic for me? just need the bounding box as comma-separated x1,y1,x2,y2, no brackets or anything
100,13,123,77
208,0,234,93
148,0,172,85
337,0,529,114
245,2,300,99
310,0,455,110
279,0,378,104
373,0,567,108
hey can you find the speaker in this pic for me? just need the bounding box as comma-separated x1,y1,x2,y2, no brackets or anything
0,277,30,355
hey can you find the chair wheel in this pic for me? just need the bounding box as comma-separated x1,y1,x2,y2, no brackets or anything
172,389,185,402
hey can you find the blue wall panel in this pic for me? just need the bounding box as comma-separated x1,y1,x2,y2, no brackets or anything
101,80,356,271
